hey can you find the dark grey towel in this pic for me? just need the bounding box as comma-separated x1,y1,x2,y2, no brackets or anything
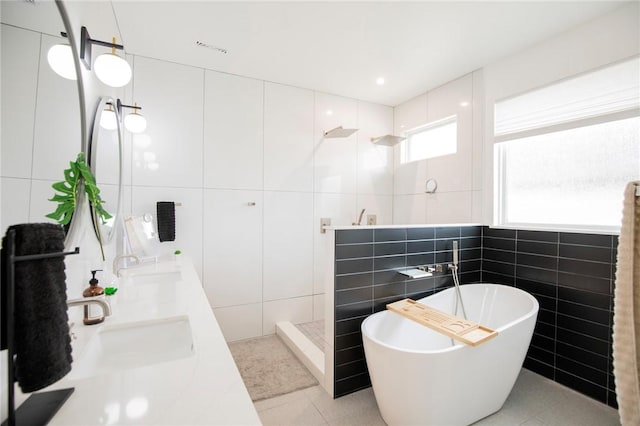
1,223,72,393
156,201,176,242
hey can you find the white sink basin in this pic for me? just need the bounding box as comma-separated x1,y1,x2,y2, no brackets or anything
120,263,182,285
70,315,195,379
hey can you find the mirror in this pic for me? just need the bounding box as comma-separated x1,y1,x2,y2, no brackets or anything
88,96,123,245
0,0,86,247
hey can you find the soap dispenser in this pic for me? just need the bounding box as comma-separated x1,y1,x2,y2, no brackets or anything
83,269,106,325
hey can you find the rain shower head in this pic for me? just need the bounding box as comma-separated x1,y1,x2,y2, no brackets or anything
324,126,358,138
370,134,406,146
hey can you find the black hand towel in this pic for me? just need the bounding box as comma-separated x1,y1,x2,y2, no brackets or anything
156,201,176,242
1,223,72,393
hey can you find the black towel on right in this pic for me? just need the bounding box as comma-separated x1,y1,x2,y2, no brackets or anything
1,223,72,393
156,201,176,242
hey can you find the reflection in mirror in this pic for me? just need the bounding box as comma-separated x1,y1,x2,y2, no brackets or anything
88,97,123,245
0,0,85,248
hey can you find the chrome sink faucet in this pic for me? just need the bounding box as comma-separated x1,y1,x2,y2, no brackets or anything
112,254,140,277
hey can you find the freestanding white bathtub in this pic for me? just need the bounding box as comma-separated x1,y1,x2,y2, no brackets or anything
361,284,538,426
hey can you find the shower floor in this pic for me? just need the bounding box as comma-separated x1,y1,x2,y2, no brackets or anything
295,320,326,352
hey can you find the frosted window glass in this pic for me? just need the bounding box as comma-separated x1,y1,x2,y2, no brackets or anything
499,116,640,228
403,118,457,163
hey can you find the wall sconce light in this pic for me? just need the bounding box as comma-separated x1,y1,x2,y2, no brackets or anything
47,43,76,80
47,32,76,80
100,99,147,133
99,102,119,130
80,26,131,87
119,100,147,133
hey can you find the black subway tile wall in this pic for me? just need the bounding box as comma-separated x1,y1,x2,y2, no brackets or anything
479,227,618,408
333,225,483,397
332,225,618,407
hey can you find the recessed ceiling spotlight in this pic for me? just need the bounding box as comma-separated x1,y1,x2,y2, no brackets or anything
400,125,405,129
460,101,470,107
376,77,385,86
326,109,333,116
196,41,228,54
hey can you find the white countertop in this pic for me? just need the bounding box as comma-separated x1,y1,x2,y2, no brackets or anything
13,255,261,425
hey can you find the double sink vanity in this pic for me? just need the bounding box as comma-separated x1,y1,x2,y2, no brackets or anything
15,256,261,425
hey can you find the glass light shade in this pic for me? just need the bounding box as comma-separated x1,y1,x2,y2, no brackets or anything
94,53,132,87
124,112,147,133
100,108,118,130
47,44,77,80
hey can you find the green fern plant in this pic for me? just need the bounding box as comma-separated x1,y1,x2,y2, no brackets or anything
47,152,112,259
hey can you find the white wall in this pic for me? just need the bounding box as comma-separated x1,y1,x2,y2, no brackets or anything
392,2,639,226
1,20,393,343
392,72,484,224
121,57,394,342
480,2,640,225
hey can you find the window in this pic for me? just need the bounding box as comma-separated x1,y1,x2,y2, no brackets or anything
494,57,640,232
402,116,457,163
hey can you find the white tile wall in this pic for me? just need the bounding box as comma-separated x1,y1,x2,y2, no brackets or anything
29,179,60,224
263,191,314,301
425,191,472,224
314,93,358,194
393,73,478,224
31,34,82,181
204,71,264,190
131,56,204,188
1,30,395,345
313,192,357,294
356,101,394,196
356,194,393,225
1,177,31,232
131,186,204,277
263,296,313,335
264,83,314,192
1,25,39,178
203,189,263,308
393,93,428,135
392,194,427,224
213,303,263,342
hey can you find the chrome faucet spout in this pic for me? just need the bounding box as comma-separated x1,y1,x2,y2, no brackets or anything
352,208,366,226
112,254,140,277
67,296,112,317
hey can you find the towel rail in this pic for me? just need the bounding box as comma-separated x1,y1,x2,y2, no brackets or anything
2,229,79,426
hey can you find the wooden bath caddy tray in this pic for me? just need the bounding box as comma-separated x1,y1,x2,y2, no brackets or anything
386,299,498,346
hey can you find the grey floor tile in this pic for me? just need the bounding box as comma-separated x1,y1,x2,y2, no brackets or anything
258,396,327,426
254,386,312,412
255,369,620,426
306,386,380,423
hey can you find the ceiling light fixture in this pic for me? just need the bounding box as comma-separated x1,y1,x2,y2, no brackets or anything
460,101,470,107
80,26,131,87
376,77,385,86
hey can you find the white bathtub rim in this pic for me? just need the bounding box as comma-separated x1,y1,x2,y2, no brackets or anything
361,283,539,355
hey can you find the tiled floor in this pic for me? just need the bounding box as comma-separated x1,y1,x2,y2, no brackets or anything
296,320,326,352
254,369,620,426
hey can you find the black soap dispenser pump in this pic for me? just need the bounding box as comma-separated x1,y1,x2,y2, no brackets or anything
83,269,105,325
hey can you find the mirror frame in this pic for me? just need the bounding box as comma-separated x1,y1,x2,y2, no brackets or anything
88,96,123,245
55,0,87,249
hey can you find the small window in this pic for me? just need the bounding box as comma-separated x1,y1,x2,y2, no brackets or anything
402,116,457,163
